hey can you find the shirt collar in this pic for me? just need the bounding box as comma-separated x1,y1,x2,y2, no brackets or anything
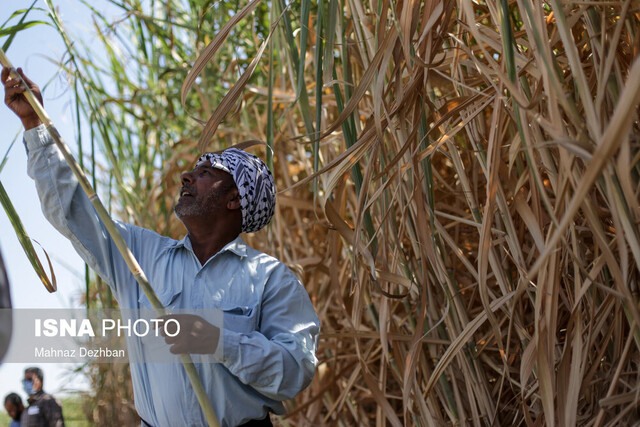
164,234,247,258
27,390,45,404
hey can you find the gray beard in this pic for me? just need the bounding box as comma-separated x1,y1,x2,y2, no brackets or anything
174,189,225,220
175,200,205,218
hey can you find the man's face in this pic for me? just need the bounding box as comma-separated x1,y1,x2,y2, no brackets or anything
23,371,42,394
175,164,236,220
4,401,23,421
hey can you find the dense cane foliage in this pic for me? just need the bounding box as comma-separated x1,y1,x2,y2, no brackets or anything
2,0,640,425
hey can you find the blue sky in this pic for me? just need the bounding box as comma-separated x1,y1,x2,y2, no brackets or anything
0,0,120,408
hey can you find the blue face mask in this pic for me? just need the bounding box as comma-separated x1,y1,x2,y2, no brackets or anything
22,379,35,395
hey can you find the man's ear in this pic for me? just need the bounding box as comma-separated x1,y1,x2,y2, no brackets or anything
227,188,241,210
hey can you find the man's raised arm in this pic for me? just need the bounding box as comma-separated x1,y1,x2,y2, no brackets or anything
1,67,134,297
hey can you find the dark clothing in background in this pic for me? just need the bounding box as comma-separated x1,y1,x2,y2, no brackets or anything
20,391,64,427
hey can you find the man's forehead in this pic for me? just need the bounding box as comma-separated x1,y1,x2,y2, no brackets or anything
192,164,221,173
192,163,211,171
191,164,234,179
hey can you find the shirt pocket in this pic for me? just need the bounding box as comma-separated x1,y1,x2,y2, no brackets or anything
134,290,184,362
220,302,259,334
138,288,182,310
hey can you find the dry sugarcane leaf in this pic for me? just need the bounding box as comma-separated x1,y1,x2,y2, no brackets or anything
197,36,273,152
529,56,640,280
424,291,515,397
180,0,263,124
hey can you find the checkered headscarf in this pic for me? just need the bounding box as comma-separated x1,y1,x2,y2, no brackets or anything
196,148,276,233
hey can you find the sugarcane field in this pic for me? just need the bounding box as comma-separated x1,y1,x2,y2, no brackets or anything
0,0,640,426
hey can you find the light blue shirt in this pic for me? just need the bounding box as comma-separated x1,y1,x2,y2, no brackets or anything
24,125,320,427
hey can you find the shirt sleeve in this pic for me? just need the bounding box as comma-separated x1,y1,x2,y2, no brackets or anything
23,124,134,297
221,266,320,401
40,395,65,427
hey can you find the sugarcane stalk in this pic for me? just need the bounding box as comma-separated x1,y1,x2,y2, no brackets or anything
0,48,220,427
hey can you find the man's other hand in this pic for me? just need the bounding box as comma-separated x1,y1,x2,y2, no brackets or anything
1,67,43,129
160,314,221,355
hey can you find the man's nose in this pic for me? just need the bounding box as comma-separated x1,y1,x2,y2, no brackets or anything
181,171,194,184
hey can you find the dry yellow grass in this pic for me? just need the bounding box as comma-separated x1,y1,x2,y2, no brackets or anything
233,1,640,425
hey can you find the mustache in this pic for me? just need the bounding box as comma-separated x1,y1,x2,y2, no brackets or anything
180,185,197,197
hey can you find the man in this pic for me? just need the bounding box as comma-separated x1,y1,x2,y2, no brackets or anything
2,67,320,427
4,392,24,427
20,367,65,427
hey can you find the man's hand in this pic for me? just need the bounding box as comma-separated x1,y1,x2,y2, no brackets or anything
160,314,221,355
1,67,43,130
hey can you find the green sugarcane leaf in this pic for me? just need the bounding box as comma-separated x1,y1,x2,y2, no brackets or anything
0,5,46,28
1,21,52,52
0,180,57,292
0,0,47,52
0,21,49,37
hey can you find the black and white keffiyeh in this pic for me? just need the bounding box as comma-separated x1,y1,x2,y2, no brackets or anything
196,148,276,233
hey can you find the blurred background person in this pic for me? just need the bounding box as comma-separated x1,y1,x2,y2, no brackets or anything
21,367,64,427
4,392,24,427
